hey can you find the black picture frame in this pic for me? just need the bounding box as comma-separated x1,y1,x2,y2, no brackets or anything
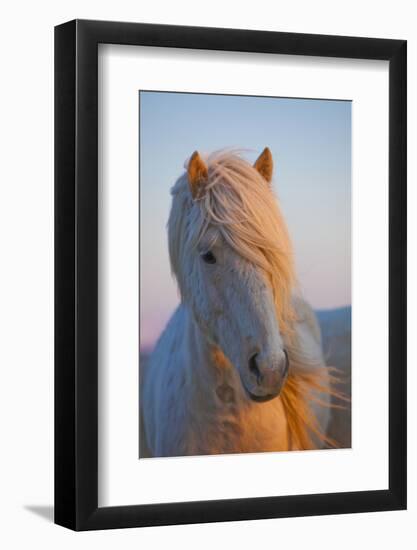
55,19,407,531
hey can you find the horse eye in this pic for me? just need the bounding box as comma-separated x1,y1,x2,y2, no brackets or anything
201,251,216,264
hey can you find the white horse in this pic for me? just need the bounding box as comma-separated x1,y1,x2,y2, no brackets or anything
141,148,341,457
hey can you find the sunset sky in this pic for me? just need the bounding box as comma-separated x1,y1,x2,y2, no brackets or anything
140,91,351,351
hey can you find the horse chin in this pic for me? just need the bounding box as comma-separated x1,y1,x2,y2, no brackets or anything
241,382,282,403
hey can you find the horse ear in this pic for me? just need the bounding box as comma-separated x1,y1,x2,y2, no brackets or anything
254,147,273,183
187,151,208,199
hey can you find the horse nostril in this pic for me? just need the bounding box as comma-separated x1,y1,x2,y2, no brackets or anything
249,354,262,385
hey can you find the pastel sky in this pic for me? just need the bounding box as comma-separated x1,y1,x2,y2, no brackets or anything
140,91,351,351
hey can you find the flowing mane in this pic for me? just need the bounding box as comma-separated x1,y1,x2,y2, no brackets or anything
169,150,296,337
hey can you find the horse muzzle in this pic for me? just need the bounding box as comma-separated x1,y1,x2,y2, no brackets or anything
242,349,289,402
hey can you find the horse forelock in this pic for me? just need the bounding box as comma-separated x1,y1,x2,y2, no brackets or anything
169,149,297,337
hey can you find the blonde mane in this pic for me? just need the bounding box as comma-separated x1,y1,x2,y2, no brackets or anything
170,150,296,336
168,149,345,450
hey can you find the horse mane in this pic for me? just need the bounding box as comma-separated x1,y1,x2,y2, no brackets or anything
170,149,296,336
169,149,345,450
281,365,346,449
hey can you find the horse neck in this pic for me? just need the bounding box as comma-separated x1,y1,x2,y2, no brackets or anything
180,304,291,453
182,305,238,396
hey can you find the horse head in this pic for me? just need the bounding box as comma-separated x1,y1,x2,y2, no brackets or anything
168,149,295,401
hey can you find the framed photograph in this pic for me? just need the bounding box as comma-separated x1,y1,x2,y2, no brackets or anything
55,19,406,530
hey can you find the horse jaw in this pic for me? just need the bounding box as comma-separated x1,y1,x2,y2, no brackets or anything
186,245,289,401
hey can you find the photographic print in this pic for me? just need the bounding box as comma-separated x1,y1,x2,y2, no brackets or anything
55,21,406,529
139,91,351,458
